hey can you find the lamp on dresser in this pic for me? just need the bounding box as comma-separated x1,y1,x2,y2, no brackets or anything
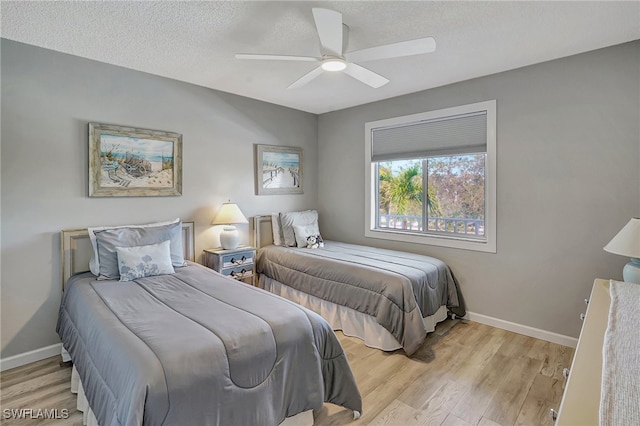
603,217,640,284
212,202,248,250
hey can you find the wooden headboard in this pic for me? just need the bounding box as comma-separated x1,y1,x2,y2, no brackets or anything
61,221,195,290
253,215,274,249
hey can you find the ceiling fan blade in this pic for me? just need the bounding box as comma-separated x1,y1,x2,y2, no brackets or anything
288,66,324,89
345,37,436,63
343,63,389,88
235,53,319,62
312,8,343,56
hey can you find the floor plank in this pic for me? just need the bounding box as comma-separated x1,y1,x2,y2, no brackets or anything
483,356,543,425
415,379,467,426
514,374,564,426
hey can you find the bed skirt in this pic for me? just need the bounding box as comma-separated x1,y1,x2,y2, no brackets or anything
259,275,449,352
68,361,313,426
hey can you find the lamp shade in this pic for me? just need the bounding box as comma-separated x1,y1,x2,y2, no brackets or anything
604,218,640,284
604,218,640,258
211,203,248,226
212,203,248,250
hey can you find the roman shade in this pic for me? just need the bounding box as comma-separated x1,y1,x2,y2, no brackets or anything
370,111,487,162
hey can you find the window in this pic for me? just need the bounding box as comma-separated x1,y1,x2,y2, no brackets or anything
365,100,496,253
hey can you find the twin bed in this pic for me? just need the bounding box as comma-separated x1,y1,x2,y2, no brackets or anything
253,213,466,356
58,213,465,425
58,220,361,426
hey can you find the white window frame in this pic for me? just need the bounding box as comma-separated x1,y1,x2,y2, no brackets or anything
364,100,497,253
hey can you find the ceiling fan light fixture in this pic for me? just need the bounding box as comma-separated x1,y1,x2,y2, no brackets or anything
236,8,435,89
321,58,347,72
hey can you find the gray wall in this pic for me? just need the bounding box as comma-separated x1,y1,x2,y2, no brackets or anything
1,40,318,358
317,41,640,338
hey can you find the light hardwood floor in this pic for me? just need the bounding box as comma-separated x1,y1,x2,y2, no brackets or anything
0,320,573,426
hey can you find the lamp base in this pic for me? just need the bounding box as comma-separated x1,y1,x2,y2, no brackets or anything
622,258,640,284
220,226,240,250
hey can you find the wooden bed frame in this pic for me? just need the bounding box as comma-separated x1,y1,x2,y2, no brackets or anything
60,221,195,290
253,214,275,249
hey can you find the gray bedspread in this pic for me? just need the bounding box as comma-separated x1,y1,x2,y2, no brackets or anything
256,242,465,356
56,262,361,426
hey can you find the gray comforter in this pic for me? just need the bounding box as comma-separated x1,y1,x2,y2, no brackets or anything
256,242,466,356
56,262,362,426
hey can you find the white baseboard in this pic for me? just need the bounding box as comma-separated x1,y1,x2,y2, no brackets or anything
0,343,62,372
466,311,578,348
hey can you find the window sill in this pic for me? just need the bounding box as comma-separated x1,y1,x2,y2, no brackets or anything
365,228,496,253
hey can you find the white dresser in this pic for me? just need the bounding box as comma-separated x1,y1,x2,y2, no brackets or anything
555,279,610,425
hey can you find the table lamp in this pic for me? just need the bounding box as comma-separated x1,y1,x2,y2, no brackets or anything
212,202,248,250
604,217,640,284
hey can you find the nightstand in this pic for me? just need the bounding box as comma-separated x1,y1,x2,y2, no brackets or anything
203,246,256,285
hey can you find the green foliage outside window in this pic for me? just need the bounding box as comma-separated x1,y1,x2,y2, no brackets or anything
377,154,485,235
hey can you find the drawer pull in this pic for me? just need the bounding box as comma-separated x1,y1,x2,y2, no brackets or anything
230,256,247,265
230,269,252,279
580,313,586,321
585,298,589,305
563,367,570,380
549,409,558,421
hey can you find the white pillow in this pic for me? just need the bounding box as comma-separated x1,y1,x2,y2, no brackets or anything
88,218,185,278
279,210,318,247
293,223,324,249
116,240,175,282
271,213,284,246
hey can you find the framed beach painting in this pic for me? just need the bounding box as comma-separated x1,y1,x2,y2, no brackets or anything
255,145,303,195
89,123,182,197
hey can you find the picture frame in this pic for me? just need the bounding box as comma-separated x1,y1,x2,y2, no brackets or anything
255,144,303,195
89,123,182,197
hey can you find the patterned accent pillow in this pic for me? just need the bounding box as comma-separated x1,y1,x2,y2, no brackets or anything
293,223,324,249
116,240,175,282
305,234,324,249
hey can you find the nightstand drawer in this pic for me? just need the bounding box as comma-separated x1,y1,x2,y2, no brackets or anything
222,265,254,280
220,250,254,268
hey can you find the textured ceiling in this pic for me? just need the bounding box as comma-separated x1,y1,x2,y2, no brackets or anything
2,1,639,114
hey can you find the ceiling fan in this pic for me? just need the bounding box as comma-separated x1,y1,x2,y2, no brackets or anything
235,8,436,89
